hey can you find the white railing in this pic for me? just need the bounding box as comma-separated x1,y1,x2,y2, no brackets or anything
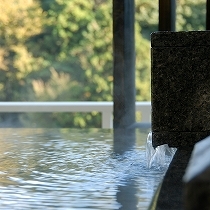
0,101,151,128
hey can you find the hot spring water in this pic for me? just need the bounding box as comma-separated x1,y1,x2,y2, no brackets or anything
0,128,174,209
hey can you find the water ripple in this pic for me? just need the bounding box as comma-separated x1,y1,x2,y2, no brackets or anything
0,128,169,209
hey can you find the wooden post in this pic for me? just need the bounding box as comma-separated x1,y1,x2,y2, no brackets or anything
159,0,176,31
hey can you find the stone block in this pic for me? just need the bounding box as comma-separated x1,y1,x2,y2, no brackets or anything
153,149,192,210
151,31,210,148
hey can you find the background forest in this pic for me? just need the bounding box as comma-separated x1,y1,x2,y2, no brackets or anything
0,0,206,127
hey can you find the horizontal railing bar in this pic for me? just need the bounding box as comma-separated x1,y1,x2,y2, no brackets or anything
0,101,151,128
0,101,151,113
0,102,112,112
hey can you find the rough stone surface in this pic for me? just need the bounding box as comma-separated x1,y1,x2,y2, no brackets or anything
153,131,210,148
154,149,193,210
151,31,210,148
151,31,210,47
183,136,210,210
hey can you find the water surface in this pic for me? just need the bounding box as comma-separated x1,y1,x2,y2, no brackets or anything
0,128,169,209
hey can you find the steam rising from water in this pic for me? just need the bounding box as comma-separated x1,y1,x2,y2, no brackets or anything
146,132,177,169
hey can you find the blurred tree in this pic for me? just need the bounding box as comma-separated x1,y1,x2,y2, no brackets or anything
176,0,206,31
24,0,113,127
28,0,113,100
135,0,158,101
0,0,44,101
136,0,158,40
0,0,45,126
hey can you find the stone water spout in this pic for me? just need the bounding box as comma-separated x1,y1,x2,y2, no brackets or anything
151,31,210,209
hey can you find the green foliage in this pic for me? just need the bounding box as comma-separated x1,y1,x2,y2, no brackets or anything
136,0,158,40
0,0,44,102
0,0,207,127
176,0,206,31
25,0,113,127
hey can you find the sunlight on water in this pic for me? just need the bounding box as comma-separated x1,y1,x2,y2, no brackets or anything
146,131,177,169
0,128,171,209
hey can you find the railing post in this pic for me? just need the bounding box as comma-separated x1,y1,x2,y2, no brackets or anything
159,0,176,31
141,110,151,123
102,111,112,129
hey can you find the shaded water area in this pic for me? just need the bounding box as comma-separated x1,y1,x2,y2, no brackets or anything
0,128,171,209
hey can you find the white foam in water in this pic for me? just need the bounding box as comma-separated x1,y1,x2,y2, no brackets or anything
146,131,177,169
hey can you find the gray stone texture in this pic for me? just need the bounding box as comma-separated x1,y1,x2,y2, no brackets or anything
151,31,210,148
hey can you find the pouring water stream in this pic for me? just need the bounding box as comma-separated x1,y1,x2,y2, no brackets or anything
146,132,177,169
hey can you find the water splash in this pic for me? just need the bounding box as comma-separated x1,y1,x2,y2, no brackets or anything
146,132,177,169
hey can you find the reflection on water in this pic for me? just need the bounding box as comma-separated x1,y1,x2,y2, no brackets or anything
113,128,136,155
0,128,170,209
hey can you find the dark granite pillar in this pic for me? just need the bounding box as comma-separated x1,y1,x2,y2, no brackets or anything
207,0,210,30
113,0,135,129
112,0,136,154
159,0,176,31
151,31,210,148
